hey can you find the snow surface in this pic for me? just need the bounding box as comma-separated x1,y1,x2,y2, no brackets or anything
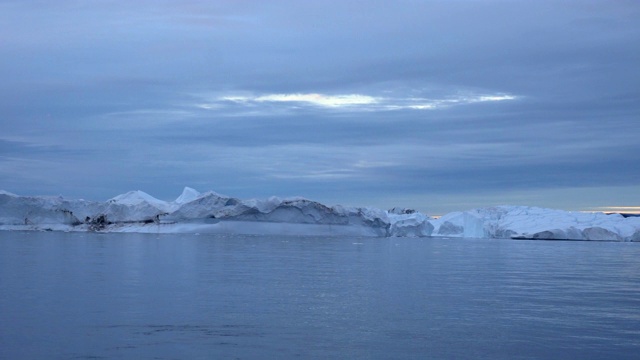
0,190,18,197
174,186,201,205
1,188,638,241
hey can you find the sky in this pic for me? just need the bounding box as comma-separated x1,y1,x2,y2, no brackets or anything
1,0,639,214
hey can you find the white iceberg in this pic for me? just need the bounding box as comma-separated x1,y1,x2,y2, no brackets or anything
173,186,201,205
387,208,434,237
0,187,393,236
162,189,391,237
430,206,640,241
0,188,638,241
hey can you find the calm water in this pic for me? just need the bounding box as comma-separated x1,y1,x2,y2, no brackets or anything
1,232,639,359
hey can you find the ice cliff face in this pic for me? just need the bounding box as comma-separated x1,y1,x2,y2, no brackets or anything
1,188,638,241
0,189,176,229
387,211,434,237
163,189,391,237
430,206,640,241
0,187,393,237
0,192,83,227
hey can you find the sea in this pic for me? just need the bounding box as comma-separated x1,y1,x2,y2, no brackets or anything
1,231,639,360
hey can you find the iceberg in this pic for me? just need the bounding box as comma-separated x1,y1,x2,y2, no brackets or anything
0,187,393,237
162,190,391,237
0,188,638,241
173,186,201,205
387,208,434,237
430,206,640,241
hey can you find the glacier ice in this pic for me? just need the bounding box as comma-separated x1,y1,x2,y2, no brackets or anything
0,187,394,237
429,206,640,241
0,188,638,241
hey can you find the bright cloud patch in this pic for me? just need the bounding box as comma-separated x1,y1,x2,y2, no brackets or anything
474,95,517,102
256,93,378,107
218,93,380,109
206,91,518,113
220,93,379,107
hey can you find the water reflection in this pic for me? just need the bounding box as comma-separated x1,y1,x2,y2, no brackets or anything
1,232,639,359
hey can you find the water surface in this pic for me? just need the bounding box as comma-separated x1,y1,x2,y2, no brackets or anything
1,231,639,359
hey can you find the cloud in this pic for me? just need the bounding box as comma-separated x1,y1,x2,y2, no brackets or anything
226,93,379,107
206,90,518,113
0,1,638,213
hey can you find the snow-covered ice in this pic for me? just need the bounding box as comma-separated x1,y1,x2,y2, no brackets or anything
1,187,638,241
429,206,640,241
0,187,393,237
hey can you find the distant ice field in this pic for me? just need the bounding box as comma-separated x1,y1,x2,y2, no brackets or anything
1,187,639,241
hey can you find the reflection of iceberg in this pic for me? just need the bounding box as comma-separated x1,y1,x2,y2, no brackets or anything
1,188,639,241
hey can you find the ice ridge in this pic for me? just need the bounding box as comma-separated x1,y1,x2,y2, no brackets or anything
0,188,638,241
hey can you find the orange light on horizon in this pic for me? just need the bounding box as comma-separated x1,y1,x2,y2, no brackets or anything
588,206,640,214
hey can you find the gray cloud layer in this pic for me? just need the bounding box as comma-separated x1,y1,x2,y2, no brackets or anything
1,0,638,213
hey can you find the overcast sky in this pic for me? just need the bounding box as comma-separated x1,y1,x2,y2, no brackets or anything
1,0,638,214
